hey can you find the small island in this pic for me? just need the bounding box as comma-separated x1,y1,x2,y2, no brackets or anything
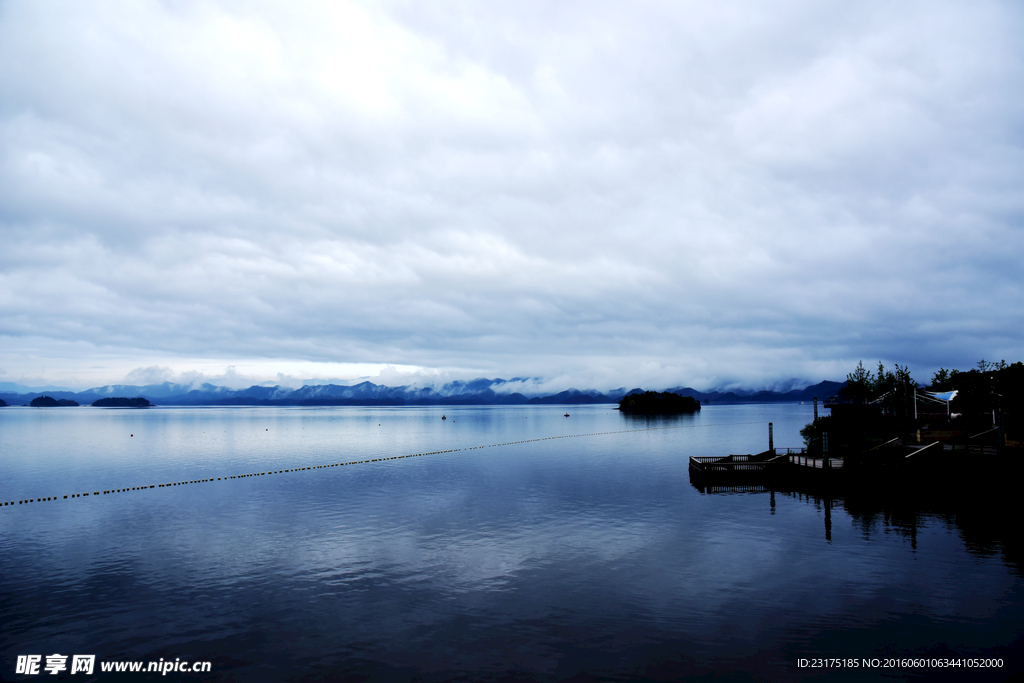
92,397,153,408
618,391,701,414
30,396,80,407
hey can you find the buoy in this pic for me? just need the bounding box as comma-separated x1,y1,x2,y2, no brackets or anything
442,415,446,420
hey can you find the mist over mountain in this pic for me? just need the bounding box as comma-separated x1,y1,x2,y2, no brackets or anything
0,382,79,393
666,381,844,405
0,378,844,407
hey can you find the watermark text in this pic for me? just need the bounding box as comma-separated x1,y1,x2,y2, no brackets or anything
16,655,211,676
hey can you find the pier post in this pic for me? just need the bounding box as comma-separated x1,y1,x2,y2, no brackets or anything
768,422,774,454
998,395,1005,449
822,430,829,468
813,397,818,422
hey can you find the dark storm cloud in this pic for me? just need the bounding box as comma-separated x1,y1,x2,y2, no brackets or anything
1,0,1021,389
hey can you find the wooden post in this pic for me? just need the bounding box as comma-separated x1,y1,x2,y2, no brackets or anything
998,395,1005,449
768,422,774,454
813,397,818,422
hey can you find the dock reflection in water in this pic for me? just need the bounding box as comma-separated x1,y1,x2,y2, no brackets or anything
693,477,1023,574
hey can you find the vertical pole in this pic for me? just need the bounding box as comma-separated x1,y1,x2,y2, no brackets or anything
998,395,1005,449
822,430,829,460
768,422,774,454
813,397,818,422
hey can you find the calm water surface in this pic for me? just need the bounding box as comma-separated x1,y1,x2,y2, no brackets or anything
1,404,1020,681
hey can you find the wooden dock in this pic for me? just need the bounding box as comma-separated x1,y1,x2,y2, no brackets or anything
689,441,1006,491
689,421,1014,493
688,446,848,472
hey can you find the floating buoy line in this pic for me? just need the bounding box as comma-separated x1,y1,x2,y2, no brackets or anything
1,419,806,509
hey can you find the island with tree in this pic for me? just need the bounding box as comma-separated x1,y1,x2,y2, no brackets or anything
30,396,80,407
618,391,701,414
92,397,153,408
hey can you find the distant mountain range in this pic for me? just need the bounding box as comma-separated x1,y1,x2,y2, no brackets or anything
0,378,845,407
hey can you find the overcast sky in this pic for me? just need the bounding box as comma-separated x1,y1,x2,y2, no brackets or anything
1,0,1021,392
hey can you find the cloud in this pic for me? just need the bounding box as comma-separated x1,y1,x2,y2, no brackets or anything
123,365,176,386
1,0,1021,390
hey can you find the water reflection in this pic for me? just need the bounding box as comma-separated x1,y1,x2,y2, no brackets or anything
2,405,1020,682
840,482,1024,575
695,479,1022,574
824,496,831,543
616,411,702,427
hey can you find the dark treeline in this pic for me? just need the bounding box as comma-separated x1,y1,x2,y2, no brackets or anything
929,360,1023,426
802,359,1022,458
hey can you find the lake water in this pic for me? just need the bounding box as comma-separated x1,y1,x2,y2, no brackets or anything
1,404,1020,682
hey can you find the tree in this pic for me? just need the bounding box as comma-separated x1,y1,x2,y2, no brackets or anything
841,361,874,404
890,364,916,421
930,368,954,390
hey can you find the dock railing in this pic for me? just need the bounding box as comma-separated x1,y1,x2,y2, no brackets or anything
941,443,998,456
689,450,788,475
769,446,847,469
787,454,844,469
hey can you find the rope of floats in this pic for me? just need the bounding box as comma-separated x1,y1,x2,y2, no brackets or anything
1,419,808,509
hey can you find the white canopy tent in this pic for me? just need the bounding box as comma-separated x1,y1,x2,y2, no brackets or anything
915,389,958,419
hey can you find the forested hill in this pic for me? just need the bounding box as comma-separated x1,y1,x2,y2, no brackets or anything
2,378,847,405
0,379,845,407
665,380,844,405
